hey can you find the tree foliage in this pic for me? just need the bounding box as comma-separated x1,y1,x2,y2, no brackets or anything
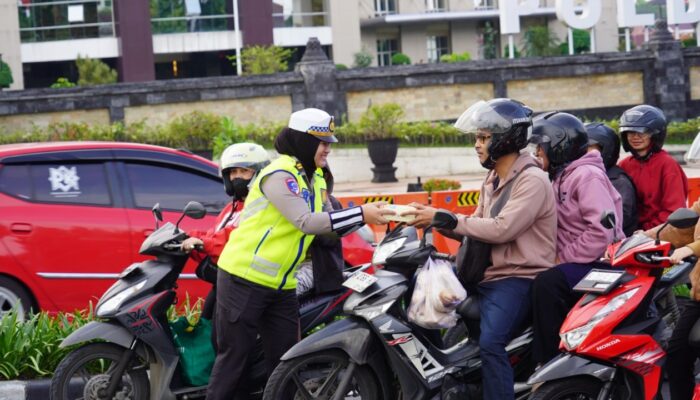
50,78,77,89
228,45,293,75
75,56,118,86
0,60,13,88
391,53,411,65
353,50,373,68
521,25,561,57
440,52,471,63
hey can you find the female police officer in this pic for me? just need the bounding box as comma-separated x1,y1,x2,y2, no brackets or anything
206,108,393,400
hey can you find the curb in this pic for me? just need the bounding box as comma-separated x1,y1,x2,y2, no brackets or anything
0,381,26,400
0,379,52,400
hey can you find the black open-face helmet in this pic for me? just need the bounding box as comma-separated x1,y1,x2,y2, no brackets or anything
529,112,589,177
454,98,533,169
585,122,620,170
619,105,667,155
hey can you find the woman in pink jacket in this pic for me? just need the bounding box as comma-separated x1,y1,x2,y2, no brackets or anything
528,112,624,367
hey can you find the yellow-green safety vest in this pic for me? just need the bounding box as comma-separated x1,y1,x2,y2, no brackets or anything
217,155,326,290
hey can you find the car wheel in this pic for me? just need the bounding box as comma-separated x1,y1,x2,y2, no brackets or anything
0,276,34,320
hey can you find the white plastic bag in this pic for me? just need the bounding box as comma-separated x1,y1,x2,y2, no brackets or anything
407,257,467,329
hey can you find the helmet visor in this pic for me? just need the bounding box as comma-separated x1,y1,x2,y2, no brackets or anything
454,100,518,135
528,133,551,145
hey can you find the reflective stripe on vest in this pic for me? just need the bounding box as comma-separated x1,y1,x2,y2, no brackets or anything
217,155,326,290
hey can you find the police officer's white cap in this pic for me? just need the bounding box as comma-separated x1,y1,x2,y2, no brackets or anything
288,108,338,143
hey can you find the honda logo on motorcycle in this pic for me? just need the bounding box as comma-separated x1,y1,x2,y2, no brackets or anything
596,338,621,352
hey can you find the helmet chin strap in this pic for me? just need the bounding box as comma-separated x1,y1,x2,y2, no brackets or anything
480,156,496,170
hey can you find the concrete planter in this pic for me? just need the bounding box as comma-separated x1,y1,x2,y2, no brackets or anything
367,138,399,183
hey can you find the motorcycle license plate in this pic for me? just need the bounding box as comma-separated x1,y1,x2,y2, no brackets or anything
573,269,625,294
343,271,378,293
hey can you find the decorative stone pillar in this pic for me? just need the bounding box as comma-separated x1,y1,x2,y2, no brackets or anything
646,19,687,121
294,37,347,123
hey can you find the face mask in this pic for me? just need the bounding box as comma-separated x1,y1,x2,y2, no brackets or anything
231,177,251,201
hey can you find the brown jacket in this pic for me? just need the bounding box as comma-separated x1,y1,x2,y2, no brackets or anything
644,199,700,254
453,153,558,282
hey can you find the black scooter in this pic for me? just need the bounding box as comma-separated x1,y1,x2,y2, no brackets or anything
262,211,535,400
50,202,355,400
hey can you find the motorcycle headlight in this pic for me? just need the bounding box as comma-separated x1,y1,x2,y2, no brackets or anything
560,287,639,351
372,238,407,265
96,280,147,317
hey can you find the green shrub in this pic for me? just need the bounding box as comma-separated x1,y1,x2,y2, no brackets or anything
440,52,471,63
0,308,94,380
353,50,373,68
503,45,521,59
50,78,76,89
228,45,294,75
422,178,461,194
521,25,561,57
558,29,591,55
358,103,405,140
76,56,118,86
391,53,411,65
0,295,204,380
0,60,13,88
335,64,348,70
682,37,698,48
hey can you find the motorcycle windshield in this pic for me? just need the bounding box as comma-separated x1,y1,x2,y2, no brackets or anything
614,234,653,258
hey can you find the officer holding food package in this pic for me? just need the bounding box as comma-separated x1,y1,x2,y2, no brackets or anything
206,108,395,400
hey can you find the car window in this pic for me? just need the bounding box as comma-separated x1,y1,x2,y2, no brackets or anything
0,164,32,200
125,163,228,213
32,163,112,206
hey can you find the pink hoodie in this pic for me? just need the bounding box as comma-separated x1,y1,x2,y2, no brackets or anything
554,150,624,264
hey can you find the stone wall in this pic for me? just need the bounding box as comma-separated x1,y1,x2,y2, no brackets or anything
0,34,696,133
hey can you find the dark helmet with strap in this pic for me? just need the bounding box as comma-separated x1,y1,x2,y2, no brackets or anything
619,105,667,156
529,112,588,177
454,98,533,169
585,122,620,170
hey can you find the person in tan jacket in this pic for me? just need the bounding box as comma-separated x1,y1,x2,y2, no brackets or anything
403,99,557,400
647,199,700,399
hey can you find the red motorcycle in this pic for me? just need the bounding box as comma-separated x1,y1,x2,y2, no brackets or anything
528,208,699,400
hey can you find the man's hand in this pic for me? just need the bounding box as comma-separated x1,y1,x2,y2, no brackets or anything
361,202,395,225
670,246,695,264
181,237,204,253
400,202,439,229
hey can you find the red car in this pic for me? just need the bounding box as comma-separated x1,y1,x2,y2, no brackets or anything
0,142,373,318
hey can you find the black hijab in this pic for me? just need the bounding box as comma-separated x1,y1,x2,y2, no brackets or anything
274,127,321,179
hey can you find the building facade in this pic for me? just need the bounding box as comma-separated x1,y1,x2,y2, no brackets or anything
0,0,626,90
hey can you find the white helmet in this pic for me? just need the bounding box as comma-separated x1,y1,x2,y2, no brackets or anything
220,143,270,197
220,142,270,173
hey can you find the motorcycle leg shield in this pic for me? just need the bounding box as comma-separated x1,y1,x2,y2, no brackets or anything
60,321,135,349
281,317,375,364
527,354,615,385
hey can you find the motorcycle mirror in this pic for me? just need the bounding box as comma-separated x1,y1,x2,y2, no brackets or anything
183,201,207,220
667,208,700,230
175,201,207,232
432,210,458,230
152,203,163,229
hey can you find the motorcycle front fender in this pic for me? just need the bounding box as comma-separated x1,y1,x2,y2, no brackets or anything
527,353,615,385
281,317,376,365
60,321,135,349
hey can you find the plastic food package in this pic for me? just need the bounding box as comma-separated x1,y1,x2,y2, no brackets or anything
407,257,467,329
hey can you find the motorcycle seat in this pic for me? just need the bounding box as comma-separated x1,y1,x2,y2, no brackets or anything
456,296,480,321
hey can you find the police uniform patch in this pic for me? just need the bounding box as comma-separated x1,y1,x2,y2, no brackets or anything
285,178,300,195
301,188,311,203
